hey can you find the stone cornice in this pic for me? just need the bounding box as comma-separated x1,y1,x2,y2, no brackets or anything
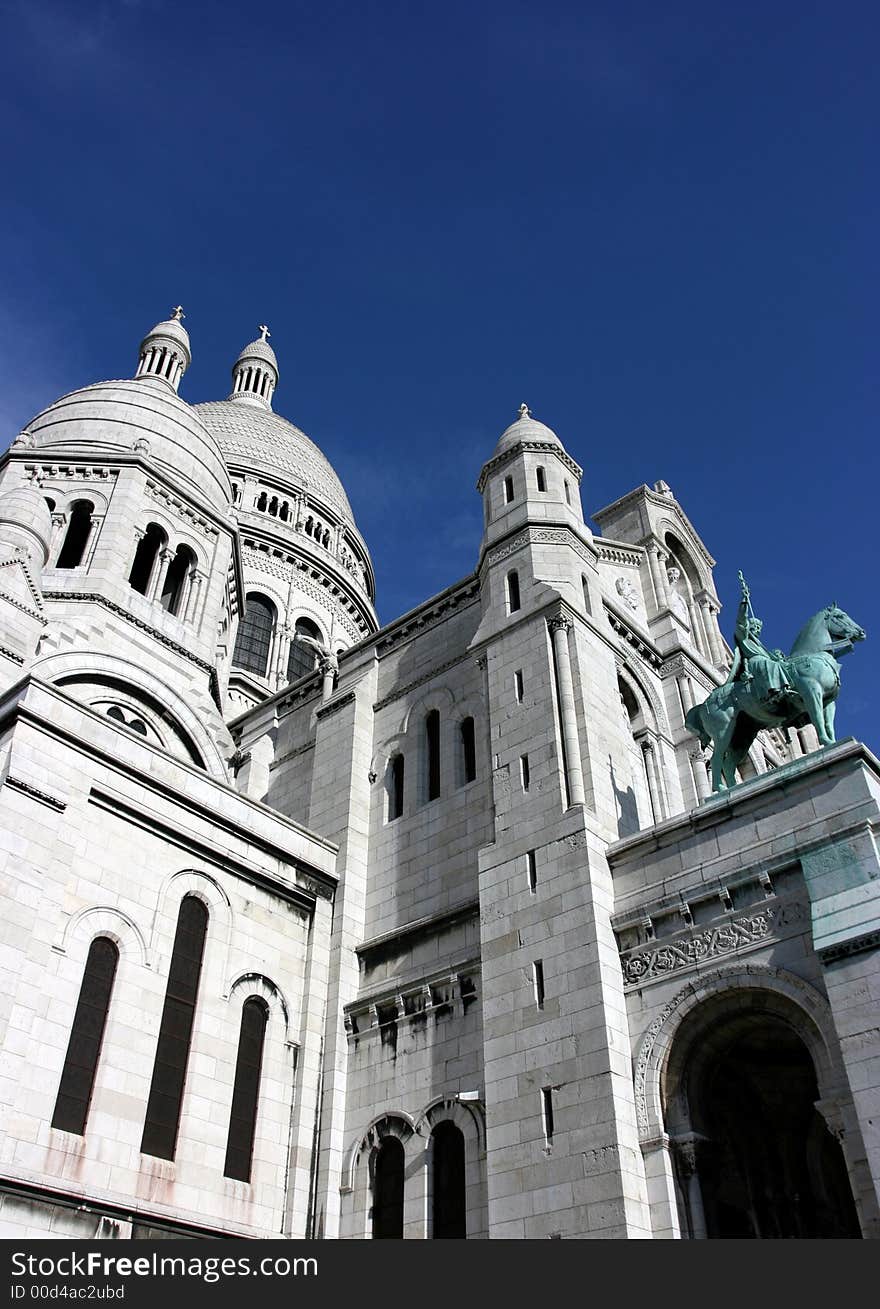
479,522,599,573
3,774,66,811
373,651,472,712
314,690,356,720
375,577,481,655
604,602,663,670
476,440,583,493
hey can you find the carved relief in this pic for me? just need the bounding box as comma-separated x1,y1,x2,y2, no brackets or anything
621,899,808,985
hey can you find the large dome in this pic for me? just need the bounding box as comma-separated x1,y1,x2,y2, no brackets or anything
21,378,232,513
195,399,354,523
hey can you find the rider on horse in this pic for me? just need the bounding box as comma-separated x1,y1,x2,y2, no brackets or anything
723,574,795,706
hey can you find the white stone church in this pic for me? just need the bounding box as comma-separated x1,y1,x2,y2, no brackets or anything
0,311,876,1239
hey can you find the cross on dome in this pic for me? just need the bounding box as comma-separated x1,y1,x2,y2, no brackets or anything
518,402,531,418
258,324,271,342
171,306,185,321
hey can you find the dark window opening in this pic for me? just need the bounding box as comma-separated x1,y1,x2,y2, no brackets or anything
44,497,56,513
541,1087,554,1146
507,571,521,613
527,849,537,893
141,895,208,1160
56,500,94,569
372,1137,405,1238
51,937,119,1136
582,574,592,615
224,997,268,1183
426,709,441,801
564,481,571,505
514,670,524,702
389,754,404,820
460,717,476,784
286,617,322,684
232,594,275,678
533,960,545,1010
503,476,514,504
159,544,195,617
536,466,546,492
128,523,166,595
520,754,530,792
432,1122,466,1238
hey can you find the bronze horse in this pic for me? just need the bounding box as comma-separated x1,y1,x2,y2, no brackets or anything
685,604,865,793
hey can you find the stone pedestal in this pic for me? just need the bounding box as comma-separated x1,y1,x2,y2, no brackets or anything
608,739,880,1239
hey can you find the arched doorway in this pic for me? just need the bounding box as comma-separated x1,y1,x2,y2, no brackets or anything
666,1005,860,1238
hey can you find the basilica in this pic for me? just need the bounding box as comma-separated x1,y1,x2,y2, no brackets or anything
0,311,876,1239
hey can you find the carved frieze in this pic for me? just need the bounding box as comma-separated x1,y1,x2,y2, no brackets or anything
620,898,808,986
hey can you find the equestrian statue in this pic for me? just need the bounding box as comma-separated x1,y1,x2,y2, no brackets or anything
685,573,865,793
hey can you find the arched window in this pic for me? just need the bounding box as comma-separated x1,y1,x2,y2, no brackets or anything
56,500,94,569
51,936,119,1135
44,496,56,513
431,1122,466,1238
128,523,167,595
286,617,322,684
372,1137,405,1238
581,574,592,615
232,594,275,678
224,997,269,1183
159,543,196,617
536,466,546,493
426,709,440,801
506,570,521,614
141,895,208,1160
389,754,404,821
460,717,476,785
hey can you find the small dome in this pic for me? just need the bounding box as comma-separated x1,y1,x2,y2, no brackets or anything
22,380,232,513
140,315,191,359
136,308,191,392
0,485,53,566
235,336,279,372
493,406,563,457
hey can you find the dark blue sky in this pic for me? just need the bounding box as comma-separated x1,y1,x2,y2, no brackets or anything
1,0,876,747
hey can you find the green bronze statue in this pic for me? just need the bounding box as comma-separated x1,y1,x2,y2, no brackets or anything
686,573,866,793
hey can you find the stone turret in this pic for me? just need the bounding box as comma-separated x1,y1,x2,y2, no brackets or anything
134,307,191,392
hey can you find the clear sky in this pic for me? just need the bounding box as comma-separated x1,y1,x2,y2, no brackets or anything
1,0,876,747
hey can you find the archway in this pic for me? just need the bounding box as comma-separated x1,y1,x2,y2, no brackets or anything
665,1003,860,1239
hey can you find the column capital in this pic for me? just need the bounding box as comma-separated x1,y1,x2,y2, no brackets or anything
547,614,573,635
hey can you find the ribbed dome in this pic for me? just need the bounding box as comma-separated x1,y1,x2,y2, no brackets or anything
141,316,191,358
195,400,354,522
493,410,563,457
22,380,232,513
0,485,53,565
235,337,278,371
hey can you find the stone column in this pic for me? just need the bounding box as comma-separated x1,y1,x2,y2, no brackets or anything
700,597,725,666
648,546,668,611
641,738,666,821
183,570,203,625
677,673,694,719
672,1137,709,1239
689,746,711,801
641,1135,683,1239
548,615,585,807
147,547,171,601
